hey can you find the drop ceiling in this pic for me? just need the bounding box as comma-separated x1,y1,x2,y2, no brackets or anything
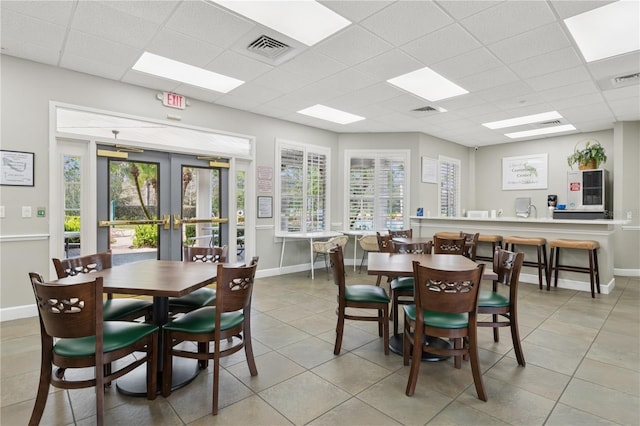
1,0,639,147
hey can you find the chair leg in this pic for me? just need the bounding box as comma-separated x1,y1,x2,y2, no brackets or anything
509,313,526,367
146,332,158,400
405,323,423,396
593,249,601,294
198,342,209,369
359,250,367,273
29,342,53,426
536,246,543,290
212,341,220,415
161,332,173,397
454,338,462,369
243,314,258,376
95,362,105,426
492,315,500,342
334,306,345,355
324,253,330,280
553,247,560,287
382,307,389,355
542,244,549,290
392,292,399,336
468,325,488,401
588,249,596,298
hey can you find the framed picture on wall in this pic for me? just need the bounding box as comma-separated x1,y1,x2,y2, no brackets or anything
502,153,548,190
1,150,35,186
257,196,272,218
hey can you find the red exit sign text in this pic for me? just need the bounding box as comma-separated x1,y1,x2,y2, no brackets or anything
162,92,186,109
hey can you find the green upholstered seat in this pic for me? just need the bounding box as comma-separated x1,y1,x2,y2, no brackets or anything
53,321,158,358
403,305,469,329
103,298,153,321
163,306,243,334
478,290,509,308
345,285,390,304
168,288,216,309
390,277,413,291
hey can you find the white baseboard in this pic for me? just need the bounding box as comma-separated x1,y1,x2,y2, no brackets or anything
518,272,615,294
0,304,38,322
613,268,640,277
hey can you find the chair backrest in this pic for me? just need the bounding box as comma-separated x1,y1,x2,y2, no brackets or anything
359,234,379,252
329,245,346,300
29,272,102,340
328,235,349,248
392,241,432,254
432,236,466,255
52,251,112,279
389,229,413,238
493,248,525,298
215,262,258,314
249,256,260,266
183,245,228,263
460,232,480,261
376,232,394,253
412,262,484,316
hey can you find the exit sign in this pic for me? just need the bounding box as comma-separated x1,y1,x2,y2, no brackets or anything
162,92,186,109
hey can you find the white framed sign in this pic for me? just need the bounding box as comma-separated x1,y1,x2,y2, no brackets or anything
1,150,34,186
502,153,548,190
421,156,437,183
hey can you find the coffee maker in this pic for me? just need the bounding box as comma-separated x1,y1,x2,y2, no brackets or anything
547,194,557,218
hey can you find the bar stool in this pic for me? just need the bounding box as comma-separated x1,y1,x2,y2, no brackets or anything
548,239,600,298
503,236,548,290
476,234,503,262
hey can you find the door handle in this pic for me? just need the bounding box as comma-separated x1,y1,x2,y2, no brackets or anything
99,214,170,230
173,214,228,230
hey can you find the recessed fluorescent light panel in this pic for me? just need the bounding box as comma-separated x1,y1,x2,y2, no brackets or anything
298,105,365,125
132,52,244,93
505,124,576,139
210,0,351,46
387,67,468,102
564,0,640,62
482,111,563,129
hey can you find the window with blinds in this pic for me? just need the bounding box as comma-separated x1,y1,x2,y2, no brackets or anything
276,140,330,233
439,156,460,217
346,151,409,231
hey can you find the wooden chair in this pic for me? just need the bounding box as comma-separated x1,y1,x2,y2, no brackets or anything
389,229,413,239
373,232,395,286
403,263,486,400
311,235,349,279
389,241,433,337
433,236,466,255
28,273,158,426
330,245,390,355
162,261,259,415
478,248,526,366
168,245,228,315
52,251,152,322
460,232,480,261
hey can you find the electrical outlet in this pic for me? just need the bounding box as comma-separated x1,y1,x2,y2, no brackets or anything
22,206,32,218
497,209,504,217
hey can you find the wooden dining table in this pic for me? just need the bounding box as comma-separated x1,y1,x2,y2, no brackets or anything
53,259,220,396
367,252,480,359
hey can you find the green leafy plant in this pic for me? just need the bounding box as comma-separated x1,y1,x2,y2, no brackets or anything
132,224,157,248
567,140,607,169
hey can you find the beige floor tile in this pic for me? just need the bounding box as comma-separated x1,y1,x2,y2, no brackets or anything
427,400,510,426
317,323,379,352
287,311,337,336
312,352,393,394
1,390,75,426
545,403,619,426
277,336,338,369
524,328,593,356
560,378,640,425
227,351,305,392
586,330,640,372
513,341,584,375
485,357,571,400
575,358,640,397
253,322,311,350
307,397,401,426
259,371,351,425
187,395,293,425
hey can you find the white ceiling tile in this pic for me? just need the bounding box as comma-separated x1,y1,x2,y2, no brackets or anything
607,97,640,120
527,66,592,91
353,49,424,80
587,51,640,81
401,24,480,65
62,30,140,70
538,81,600,102
313,69,378,94
560,102,616,123
0,41,60,66
551,93,606,110
315,25,392,66
171,83,225,103
361,1,453,46
72,2,158,49
435,1,503,20
206,50,274,82
222,81,282,105
1,0,75,25
602,85,640,102
432,48,502,80
120,69,181,93
488,22,571,64
251,68,314,93
319,0,394,23
509,47,583,79
476,81,536,102
278,50,348,80
460,1,556,44
60,53,129,81
100,1,179,24
1,9,67,54
458,66,519,92
549,0,615,19
145,29,224,68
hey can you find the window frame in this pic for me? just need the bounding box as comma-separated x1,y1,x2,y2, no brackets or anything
344,149,411,231
275,138,331,235
438,155,461,217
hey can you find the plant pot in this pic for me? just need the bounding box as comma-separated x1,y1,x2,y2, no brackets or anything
578,159,597,170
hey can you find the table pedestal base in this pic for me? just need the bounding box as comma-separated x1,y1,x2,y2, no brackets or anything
389,334,450,361
116,357,200,396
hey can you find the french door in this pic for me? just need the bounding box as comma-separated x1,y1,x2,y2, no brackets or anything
96,145,229,264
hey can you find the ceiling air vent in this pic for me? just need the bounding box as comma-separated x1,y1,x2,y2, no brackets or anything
613,72,640,84
539,120,562,126
247,35,291,59
412,106,437,112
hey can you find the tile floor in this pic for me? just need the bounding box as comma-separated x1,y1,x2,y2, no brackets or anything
1,269,639,425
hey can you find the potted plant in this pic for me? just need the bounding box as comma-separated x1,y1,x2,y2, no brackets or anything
567,140,607,170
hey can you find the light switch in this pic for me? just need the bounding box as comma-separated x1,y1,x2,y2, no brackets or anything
22,206,32,218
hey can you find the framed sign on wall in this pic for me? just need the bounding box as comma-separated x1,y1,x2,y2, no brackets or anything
502,153,548,190
1,150,34,186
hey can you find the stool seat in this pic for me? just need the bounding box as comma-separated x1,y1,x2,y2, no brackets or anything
504,236,546,246
478,234,503,243
434,232,459,239
550,239,599,250
548,239,600,298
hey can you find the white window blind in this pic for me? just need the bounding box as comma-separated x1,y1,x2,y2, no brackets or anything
439,156,460,217
346,151,409,231
276,140,330,234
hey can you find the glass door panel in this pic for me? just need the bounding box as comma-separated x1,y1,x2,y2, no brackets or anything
181,166,222,249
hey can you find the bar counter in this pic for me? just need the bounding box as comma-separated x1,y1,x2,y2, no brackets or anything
410,215,629,294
